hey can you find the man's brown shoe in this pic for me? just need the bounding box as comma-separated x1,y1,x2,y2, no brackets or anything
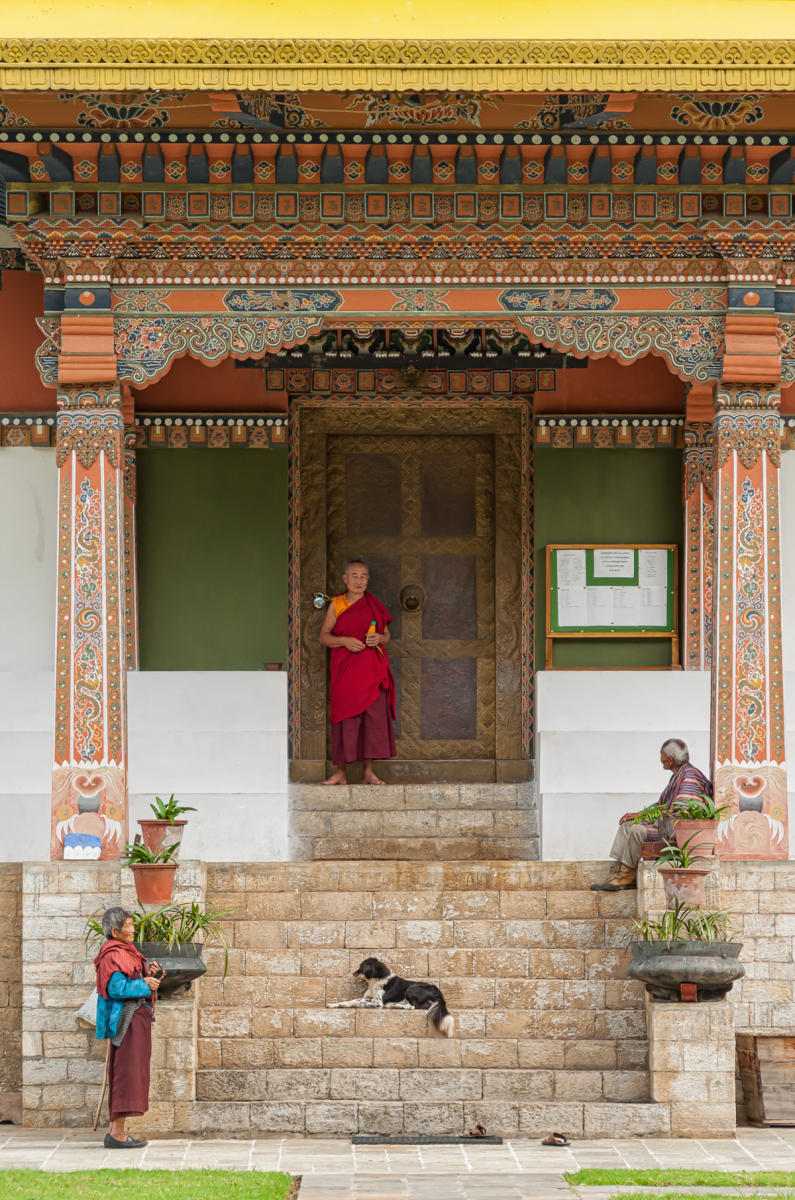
590,863,621,891
602,865,636,891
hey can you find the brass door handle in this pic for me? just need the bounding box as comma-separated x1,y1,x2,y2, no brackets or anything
400,585,426,613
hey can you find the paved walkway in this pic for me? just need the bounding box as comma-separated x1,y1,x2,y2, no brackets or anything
0,1128,794,1199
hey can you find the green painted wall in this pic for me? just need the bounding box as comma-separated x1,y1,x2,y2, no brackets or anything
136,449,288,670
534,448,683,669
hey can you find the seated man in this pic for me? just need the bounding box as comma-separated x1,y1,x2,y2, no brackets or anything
591,737,712,892
319,556,396,785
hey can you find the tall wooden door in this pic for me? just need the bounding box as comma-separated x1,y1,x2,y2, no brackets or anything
326,433,496,777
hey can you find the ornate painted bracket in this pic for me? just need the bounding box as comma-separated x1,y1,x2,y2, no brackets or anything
515,313,724,382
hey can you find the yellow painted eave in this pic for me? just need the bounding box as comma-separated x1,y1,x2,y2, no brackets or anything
4,2,795,91
6,0,795,41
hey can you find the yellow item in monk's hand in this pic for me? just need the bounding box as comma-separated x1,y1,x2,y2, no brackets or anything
367,620,377,636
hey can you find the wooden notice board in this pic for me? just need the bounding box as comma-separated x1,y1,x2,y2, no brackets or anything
545,543,679,669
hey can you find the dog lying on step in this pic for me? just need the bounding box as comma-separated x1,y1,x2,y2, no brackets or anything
329,956,454,1037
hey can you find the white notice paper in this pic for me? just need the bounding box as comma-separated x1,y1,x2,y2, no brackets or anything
556,549,586,588
638,548,668,588
593,548,635,579
585,586,612,626
557,587,587,628
614,587,642,623
640,586,668,627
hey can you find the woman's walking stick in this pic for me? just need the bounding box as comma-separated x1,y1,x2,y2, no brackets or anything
93,1040,111,1131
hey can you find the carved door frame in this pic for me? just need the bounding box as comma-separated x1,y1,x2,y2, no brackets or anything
289,393,533,783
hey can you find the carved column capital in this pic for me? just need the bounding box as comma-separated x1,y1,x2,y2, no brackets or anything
55,387,124,470
683,423,714,498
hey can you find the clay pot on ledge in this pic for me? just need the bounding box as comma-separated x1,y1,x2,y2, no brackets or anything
658,864,711,908
674,818,718,859
130,862,177,905
138,818,188,860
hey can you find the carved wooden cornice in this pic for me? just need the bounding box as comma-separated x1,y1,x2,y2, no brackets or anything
2,38,795,91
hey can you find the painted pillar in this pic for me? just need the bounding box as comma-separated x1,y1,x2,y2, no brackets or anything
52,385,128,860
682,384,715,671
122,387,139,670
712,381,788,859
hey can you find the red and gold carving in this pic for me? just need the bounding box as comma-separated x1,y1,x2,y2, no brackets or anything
683,415,713,672
53,385,128,861
712,381,788,860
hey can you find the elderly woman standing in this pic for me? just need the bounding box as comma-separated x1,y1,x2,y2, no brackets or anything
94,907,161,1149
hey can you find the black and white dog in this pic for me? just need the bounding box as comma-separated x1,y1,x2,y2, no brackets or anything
330,956,454,1037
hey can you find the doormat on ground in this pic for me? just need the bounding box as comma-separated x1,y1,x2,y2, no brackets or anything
352,1135,504,1145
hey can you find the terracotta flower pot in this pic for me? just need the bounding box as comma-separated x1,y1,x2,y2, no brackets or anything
130,862,177,905
674,818,718,859
658,865,711,909
138,818,187,860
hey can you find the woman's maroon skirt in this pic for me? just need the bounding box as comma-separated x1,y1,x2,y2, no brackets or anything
108,1005,152,1120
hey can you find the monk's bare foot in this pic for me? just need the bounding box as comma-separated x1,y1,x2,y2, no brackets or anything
363,771,385,785
322,769,348,786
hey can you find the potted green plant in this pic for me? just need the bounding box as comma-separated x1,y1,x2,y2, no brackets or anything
138,795,196,861
86,902,230,995
122,840,179,905
627,900,744,1001
656,833,713,908
673,791,730,858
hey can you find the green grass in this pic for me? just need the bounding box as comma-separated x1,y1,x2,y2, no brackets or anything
606,1194,795,1200
565,1169,795,1187
0,1170,293,1200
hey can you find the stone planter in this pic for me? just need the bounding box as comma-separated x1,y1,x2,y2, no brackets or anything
627,940,745,1001
674,818,718,859
138,818,187,860
658,864,711,908
130,862,177,905
136,940,207,996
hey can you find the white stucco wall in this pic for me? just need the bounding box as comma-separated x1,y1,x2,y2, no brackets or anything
0,670,289,862
128,672,288,862
0,447,57,671
536,670,712,860
780,452,795,685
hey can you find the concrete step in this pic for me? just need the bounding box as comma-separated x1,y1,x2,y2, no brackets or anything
290,784,535,811
193,860,649,1137
288,784,539,860
208,860,614,893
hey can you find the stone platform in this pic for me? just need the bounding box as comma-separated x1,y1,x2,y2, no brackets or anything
194,859,658,1138
288,784,539,861
12,860,793,1141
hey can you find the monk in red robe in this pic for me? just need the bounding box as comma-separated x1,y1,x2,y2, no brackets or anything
319,557,396,785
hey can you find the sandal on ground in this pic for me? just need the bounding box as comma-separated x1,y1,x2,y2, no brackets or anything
468,1125,488,1138
541,1132,570,1146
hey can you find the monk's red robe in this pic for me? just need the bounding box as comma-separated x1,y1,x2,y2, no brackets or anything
329,592,396,725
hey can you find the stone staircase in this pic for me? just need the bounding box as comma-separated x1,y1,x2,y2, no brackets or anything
189,860,667,1139
288,784,539,860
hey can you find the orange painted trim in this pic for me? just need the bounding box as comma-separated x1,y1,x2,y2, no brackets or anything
58,354,118,383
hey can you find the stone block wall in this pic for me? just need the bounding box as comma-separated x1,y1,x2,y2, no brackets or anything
21,861,203,1128
0,864,22,1121
638,860,795,1126
648,1002,736,1137
4,857,793,1137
